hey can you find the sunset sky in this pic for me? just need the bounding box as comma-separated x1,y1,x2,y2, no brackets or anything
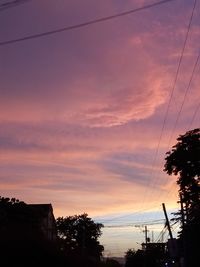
0,0,200,257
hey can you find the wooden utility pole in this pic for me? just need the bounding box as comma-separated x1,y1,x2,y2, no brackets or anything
144,225,148,267
162,203,179,265
145,225,148,245
180,193,185,228
152,231,154,243
162,203,173,240
180,193,188,267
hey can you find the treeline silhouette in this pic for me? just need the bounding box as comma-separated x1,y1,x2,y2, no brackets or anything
0,197,118,267
124,128,200,267
0,128,199,267
163,128,200,267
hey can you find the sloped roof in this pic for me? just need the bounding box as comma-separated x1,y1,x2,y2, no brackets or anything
28,204,54,218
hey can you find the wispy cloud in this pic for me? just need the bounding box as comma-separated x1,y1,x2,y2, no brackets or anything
0,0,199,224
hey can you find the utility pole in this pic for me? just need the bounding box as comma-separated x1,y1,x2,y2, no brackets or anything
162,203,173,240
145,225,148,245
162,203,178,266
142,225,149,248
180,193,188,267
144,226,148,267
180,193,185,228
152,231,154,243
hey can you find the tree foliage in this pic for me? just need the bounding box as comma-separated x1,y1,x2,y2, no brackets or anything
164,128,200,267
56,213,104,266
0,196,36,238
125,249,144,267
103,258,122,267
164,128,200,219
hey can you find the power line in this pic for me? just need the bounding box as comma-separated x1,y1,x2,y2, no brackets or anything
160,10,199,203
139,0,197,211
104,219,165,228
0,0,175,46
155,226,168,242
187,101,200,130
94,204,164,224
0,0,31,11
185,55,200,131
167,49,200,147
153,51,200,204
154,0,196,168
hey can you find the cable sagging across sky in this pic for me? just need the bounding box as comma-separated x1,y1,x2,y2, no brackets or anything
0,0,175,46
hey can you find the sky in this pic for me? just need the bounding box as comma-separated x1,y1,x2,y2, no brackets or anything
0,0,200,257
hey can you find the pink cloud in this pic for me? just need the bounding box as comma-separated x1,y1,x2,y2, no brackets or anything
2,3,198,130
0,0,199,225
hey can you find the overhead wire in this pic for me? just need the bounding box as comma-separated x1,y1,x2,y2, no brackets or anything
94,204,165,224
160,52,200,202
162,0,200,215
187,101,200,130
139,0,198,214
0,0,185,248
0,0,180,242
155,226,168,243
167,49,200,148
103,219,165,228
0,0,31,11
0,0,176,46
185,55,200,131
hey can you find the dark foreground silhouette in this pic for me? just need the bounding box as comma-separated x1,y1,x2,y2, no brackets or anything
0,197,112,267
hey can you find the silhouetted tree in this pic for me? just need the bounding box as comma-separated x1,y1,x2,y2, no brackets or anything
125,246,167,267
0,196,37,240
125,249,145,267
164,128,200,211
164,128,200,267
56,213,104,267
103,258,122,267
